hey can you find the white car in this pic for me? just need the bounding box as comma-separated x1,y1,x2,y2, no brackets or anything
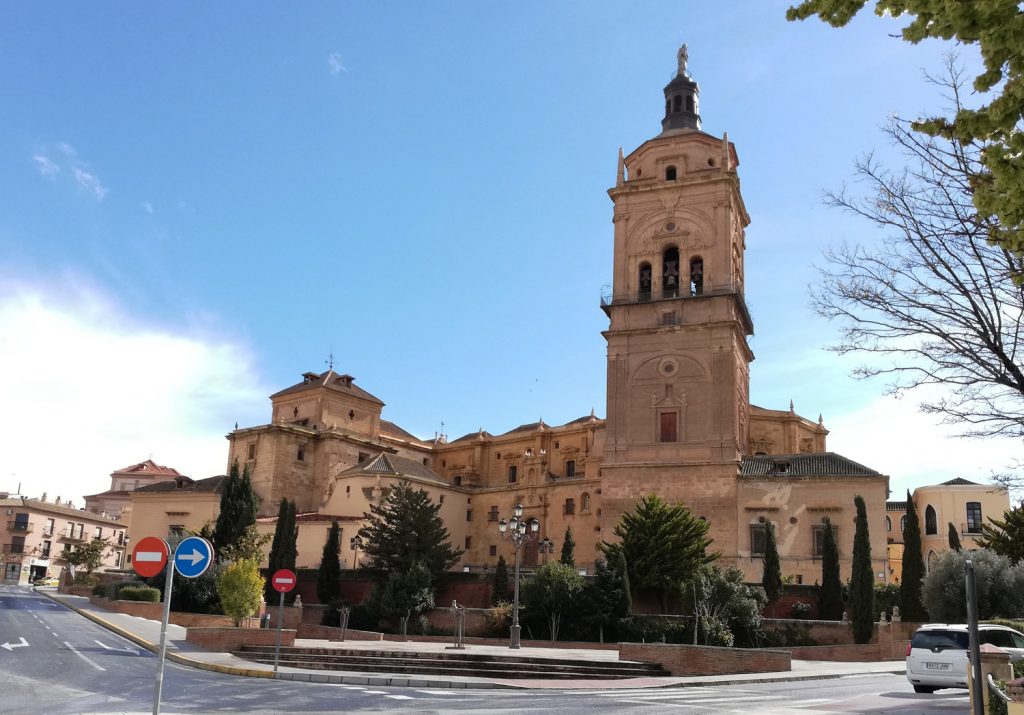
906,623,1024,693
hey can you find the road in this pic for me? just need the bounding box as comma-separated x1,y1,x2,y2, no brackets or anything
0,584,970,714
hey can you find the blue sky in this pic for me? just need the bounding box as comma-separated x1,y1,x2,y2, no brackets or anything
0,2,1016,502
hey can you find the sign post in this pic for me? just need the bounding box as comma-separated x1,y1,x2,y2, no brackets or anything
131,537,171,715
270,568,296,674
146,536,212,715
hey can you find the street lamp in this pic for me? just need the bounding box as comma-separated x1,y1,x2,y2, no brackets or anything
497,503,540,649
538,537,555,563
351,535,362,569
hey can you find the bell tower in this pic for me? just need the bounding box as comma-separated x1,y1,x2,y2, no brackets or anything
600,45,752,560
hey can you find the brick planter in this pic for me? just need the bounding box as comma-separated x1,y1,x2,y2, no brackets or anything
186,627,296,652
619,642,791,676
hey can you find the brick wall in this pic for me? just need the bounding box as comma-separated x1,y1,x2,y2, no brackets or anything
786,621,915,661
185,627,295,652
619,642,791,676
296,624,384,641
89,595,259,628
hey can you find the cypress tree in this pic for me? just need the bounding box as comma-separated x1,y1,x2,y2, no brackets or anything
616,550,632,616
317,521,342,604
560,527,576,567
900,491,928,621
492,555,509,604
265,499,298,604
849,495,874,644
818,517,843,620
761,521,783,604
947,522,962,551
213,460,261,555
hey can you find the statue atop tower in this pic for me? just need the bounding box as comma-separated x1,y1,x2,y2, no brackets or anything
662,42,700,133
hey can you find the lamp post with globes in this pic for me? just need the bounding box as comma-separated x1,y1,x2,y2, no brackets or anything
498,503,540,649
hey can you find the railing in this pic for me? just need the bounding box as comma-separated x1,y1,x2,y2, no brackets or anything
987,673,1011,715
2,543,28,554
60,529,85,541
962,522,984,535
600,284,754,332
6,521,33,532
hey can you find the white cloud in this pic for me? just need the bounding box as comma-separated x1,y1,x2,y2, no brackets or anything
0,278,267,505
32,142,107,201
826,387,1020,496
328,52,348,76
72,166,107,201
32,155,60,178
141,201,154,214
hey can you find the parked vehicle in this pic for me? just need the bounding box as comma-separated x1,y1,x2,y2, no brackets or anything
906,623,1024,693
31,576,59,587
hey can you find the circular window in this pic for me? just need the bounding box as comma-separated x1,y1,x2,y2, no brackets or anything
665,222,677,232
658,358,678,377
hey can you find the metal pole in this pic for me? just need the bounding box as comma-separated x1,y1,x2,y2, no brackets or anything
966,559,985,715
510,541,522,649
152,562,174,715
273,590,284,674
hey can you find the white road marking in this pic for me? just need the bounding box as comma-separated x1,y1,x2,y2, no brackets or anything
386,695,414,700
64,641,105,671
415,690,460,695
1,637,29,651
362,690,388,694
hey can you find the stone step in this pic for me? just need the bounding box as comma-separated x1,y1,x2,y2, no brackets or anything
232,646,669,679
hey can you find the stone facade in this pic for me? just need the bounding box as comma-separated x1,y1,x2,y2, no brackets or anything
138,47,899,587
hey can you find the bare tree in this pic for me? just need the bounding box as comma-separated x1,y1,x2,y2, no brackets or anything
813,59,1024,458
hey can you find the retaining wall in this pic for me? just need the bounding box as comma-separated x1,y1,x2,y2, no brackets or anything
619,642,791,676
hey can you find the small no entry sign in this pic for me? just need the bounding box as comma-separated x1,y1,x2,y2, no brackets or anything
271,568,297,593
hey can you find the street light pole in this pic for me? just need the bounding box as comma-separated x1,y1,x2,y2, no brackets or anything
498,502,540,649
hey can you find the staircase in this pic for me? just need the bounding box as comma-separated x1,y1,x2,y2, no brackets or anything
232,645,670,679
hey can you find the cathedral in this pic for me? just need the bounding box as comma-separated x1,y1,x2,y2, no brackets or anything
223,46,890,585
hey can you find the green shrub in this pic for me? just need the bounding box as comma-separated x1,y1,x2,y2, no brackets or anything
874,583,900,620
619,616,691,644
92,583,108,596
321,598,351,627
481,601,513,638
759,622,816,647
106,580,147,600
119,586,161,602
983,618,1024,633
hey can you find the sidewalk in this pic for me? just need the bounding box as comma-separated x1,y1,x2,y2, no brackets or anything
38,589,905,690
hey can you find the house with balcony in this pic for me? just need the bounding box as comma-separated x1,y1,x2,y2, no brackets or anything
1,494,126,584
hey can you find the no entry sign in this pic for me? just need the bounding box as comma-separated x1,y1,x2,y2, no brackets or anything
271,569,297,593
131,536,169,578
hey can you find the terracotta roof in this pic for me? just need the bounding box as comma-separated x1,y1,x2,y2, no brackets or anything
380,419,422,442
271,370,384,405
449,429,494,444
257,512,362,524
134,475,226,494
500,420,550,435
0,498,121,523
562,412,604,426
941,477,980,486
741,453,880,478
83,490,132,499
111,459,182,477
337,452,447,485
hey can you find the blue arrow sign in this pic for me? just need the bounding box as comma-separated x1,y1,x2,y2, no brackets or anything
174,536,213,578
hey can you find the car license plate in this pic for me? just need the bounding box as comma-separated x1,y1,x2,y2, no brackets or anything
925,662,951,670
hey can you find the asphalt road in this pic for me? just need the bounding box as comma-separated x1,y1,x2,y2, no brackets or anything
0,584,970,714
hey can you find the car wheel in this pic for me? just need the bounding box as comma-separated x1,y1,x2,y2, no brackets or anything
913,685,937,694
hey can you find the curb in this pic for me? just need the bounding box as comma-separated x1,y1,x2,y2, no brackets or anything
36,589,904,691
38,590,274,679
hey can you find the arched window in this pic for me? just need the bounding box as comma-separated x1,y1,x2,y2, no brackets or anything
673,95,682,113
638,262,652,301
581,492,590,512
900,515,907,533
689,256,704,295
927,550,937,570
686,95,694,113
665,165,677,181
885,516,891,532
662,247,680,298
925,505,937,535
